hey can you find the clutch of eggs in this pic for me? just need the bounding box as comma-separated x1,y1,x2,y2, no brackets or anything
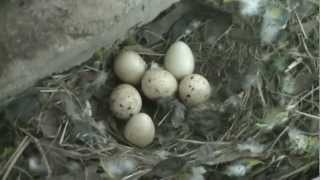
109,41,212,148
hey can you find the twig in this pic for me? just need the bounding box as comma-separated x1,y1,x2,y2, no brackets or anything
250,155,287,178
177,139,231,145
209,24,233,50
12,166,33,180
142,29,166,41
284,57,303,73
84,65,100,72
318,47,320,174
301,35,315,59
21,130,53,177
137,52,165,56
175,149,198,157
220,117,237,140
257,71,267,107
1,136,31,180
59,120,69,145
235,122,251,139
122,169,151,180
278,161,318,180
287,86,320,109
294,11,308,39
268,126,290,154
39,89,64,93
152,106,160,124
294,110,320,121
157,110,172,126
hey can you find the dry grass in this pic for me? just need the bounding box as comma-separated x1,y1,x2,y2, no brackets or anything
0,0,319,179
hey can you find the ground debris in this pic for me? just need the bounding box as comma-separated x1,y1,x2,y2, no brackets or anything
0,0,318,179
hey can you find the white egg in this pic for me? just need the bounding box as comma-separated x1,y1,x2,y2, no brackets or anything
141,68,178,100
164,41,195,79
124,113,155,147
110,84,142,119
179,74,211,106
114,51,147,84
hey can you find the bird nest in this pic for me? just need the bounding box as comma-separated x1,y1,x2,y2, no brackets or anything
0,0,319,179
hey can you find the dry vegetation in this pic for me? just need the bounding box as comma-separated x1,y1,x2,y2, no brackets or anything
0,0,319,179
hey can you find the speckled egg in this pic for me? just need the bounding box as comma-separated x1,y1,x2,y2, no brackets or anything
141,68,178,100
179,74,211,106
110,84,142,119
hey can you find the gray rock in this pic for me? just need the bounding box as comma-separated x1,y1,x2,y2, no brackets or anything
0,0,178,106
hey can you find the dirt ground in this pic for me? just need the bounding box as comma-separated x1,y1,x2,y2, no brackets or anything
0,0,319,179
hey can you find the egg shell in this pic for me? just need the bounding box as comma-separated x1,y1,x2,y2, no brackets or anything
124,113,155,147
110,84,142,119
114,51,146,84
141,68,178,100
164,41,195,79
179,74,211,106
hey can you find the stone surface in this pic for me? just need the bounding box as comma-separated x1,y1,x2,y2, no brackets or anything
0,0,178,105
